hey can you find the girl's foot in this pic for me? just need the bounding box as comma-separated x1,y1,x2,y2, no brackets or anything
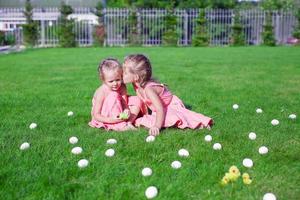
122,122,137,131
207,125,211,131
127,123,137,130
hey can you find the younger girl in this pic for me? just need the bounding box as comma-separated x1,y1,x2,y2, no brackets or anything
89,58,141,131
123,54,213,136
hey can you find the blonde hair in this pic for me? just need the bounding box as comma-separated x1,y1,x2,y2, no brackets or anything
123,54,152,87
98,58,122,80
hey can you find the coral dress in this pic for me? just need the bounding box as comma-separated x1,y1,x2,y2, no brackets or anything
89,85,141,131
135,82,213,129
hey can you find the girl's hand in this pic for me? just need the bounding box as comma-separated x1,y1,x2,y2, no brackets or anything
118,109,130,120
149,126,160,136
111,116,125,123
123,109,131,119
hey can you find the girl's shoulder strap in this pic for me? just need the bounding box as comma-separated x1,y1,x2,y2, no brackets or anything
144,81,167,97
145,81,164,88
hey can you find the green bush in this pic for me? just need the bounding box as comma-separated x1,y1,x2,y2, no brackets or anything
5,33,16,45
0,31,5,45
128,9,140,46
93,25,105,47
292,8,300,39
192,10,209,47
162,8,178,46
262,11,276,46
0,31,16,46
231,10,245,46
22,0,38,47
93,1,105,46
58,2,76,47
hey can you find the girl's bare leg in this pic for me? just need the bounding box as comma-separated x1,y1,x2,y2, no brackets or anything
128,105,140,124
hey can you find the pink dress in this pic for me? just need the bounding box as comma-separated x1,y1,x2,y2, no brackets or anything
89,85,142,131
135,82,213,129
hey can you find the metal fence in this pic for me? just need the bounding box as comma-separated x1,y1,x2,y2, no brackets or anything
0,8,298,47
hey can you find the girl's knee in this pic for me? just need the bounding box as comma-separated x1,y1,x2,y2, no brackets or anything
129,105,140,114
128,96,142,108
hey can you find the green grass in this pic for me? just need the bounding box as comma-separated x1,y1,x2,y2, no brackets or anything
0,47,300,200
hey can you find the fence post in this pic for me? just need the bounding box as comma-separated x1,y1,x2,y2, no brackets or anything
137,9,141,45
103,8,107,47
89,21,93,45
183,10,188,45
275,10,280,44
40,20,45,46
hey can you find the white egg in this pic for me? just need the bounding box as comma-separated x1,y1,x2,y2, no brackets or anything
20,142,30,150
77,159,89,168
145,186,158,199
71,147,83,155
142,167,152,177
146,135,155,143
69,136,78,144
271,119,279,126
213,143,222,150
204,135,212,142
256,108,263,113
178,149,189,157
259,146,268,155
263,193,276,200
232,104,239,110
29,123,37,129
288,114,296,119
248,132,256,140
105,148,115,157
67,111,74,116
171,161,182,169
106,138,117,144
242,158,253,168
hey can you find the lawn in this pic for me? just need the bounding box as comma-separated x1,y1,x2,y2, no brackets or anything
0,47,299,200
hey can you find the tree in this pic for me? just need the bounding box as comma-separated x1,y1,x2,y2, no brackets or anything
93,1,105,46
231,9,245,46
22,0,38,47
162,1,178,46
210,0,236,9
262,11,276,46
128,8,140,46
292,8,300,39
192,9,209,47
260,0,294,10
58,2,76,47
177,0,210,8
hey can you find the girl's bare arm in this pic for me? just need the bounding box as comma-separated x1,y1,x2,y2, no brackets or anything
145,86,165,136
92,88,124,124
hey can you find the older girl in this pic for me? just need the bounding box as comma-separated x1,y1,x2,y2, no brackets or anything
122,54,213,136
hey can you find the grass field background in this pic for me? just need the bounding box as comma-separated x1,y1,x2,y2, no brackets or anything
0,47,299,199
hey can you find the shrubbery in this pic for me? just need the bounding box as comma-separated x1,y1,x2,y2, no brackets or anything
231,9,245,46
162,7,178,46
292,9,300,39
0,31,15,45
22,0,38,47
262,11,276,46
128,9,140,46
93,1,105,46
58,2,76,47
192,10,209,47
